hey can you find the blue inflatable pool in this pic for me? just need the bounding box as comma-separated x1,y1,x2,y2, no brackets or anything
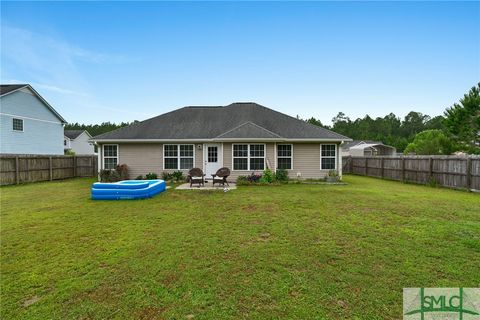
91,179,166,200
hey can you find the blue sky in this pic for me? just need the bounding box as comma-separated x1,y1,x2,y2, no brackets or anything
1,1,479,125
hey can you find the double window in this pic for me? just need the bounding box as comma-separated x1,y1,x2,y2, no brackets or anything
12,118,23,131
233,144,265,171
103,145,118,170
321,144,336,170
164,144,194,170
276,144,292,170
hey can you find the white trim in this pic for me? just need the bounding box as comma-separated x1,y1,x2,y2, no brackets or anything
204,143,223,177
202,143,206,173
97,144,102,177
231,143,266,171
338,146,342,178
320,143,337,170
1,112,62,125
276,143,293,170
274,142,277,173
102,144,119,170
12,118,24,132
162,144,195,170
91,138,351,143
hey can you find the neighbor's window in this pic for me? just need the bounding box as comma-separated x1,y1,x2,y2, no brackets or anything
233,144,265,171
103,145,118,170
277,144,292,170
164,144,194,170
321,144,336,170
12,118,23,131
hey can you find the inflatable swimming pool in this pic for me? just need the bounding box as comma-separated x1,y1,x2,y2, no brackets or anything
91,179,166,200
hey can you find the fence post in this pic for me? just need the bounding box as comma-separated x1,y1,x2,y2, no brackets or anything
92,155,96,177
380,157,384,178
15,156,19,185
49,156,53,181
466,157,472,191
429,157,433,182
349,156,353,173
401,157,406,182
25,157,29,182
73,156,77,177
365,158,369,176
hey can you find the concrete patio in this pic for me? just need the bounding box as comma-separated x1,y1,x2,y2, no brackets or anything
175,181,237,190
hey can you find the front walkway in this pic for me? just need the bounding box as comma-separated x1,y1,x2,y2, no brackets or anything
176,181,237,190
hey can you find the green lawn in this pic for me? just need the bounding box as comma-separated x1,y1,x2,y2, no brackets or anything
1,176,479,319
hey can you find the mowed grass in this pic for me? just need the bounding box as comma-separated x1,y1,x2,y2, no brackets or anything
1,176,479,319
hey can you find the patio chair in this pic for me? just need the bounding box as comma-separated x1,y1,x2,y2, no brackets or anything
188,168,206,187
212,167,230,187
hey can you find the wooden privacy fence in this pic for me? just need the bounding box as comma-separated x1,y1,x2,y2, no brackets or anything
0,154,97,186
342,155,480,191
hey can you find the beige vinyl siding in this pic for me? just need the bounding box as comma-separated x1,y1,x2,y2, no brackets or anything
112,143,203,179
223,143,275,179
117,144,162,178
100,142,340,180
283,143,341,180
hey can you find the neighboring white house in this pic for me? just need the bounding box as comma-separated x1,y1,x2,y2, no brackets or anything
0,84,67,155
341,140,396,157
64,130,96,154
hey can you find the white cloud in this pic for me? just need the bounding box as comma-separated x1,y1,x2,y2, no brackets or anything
0,25,146,122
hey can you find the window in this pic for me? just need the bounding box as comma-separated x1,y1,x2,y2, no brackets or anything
233,144,248,170
277,144,292,170
12,118,23,131
233,144,265,171
208,146,218,162
103,145,118,170
164,144,194,170
321,144,336,170
64,140,67,146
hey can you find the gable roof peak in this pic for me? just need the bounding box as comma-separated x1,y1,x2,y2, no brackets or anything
215,121,283,139
0,84,67,123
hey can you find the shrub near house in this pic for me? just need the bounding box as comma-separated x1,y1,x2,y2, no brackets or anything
236,169,289,185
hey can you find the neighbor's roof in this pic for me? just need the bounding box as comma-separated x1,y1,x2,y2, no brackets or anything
93,103,352,142
350,143,396,150
64,130,91,140
0,84,67,123
0,84,28,95
341,140,383,150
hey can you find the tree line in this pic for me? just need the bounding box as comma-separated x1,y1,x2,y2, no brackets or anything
306,111,445,152
65,121,139,137
306,83,479,154
66,83,479,155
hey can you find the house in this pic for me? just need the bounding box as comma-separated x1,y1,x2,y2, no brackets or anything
64,130,96,154
0,84,67,155
92,102,351,180
340,140,396,157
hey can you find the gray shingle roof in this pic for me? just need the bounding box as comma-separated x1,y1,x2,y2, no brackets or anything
93,102,351,141
64,130,85,139
215,121,282,139
0,84,28,95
